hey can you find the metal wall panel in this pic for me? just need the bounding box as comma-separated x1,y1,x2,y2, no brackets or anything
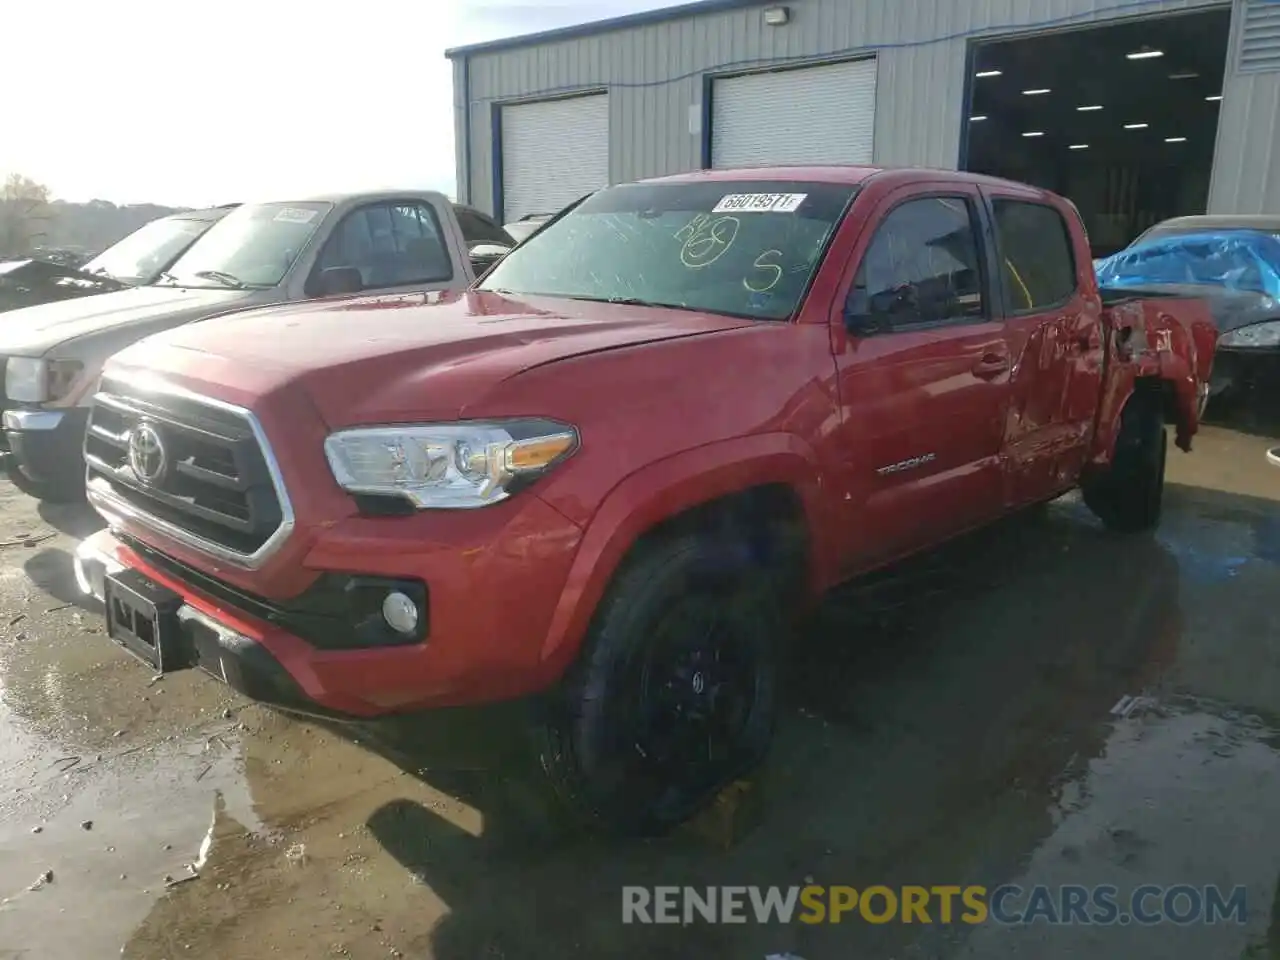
457,0,1248,217
1208,0,1280,212
711,58,877,166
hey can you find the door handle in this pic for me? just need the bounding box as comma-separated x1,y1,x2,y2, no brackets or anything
973,353,1010,378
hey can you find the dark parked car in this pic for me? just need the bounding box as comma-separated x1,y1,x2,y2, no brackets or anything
453,203,516,275
1095,215,1280,400
0,205,237,313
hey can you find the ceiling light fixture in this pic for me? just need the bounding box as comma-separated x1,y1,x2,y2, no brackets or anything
1124,122,1149,129
969,115,988,121
1165,136,1187,143
1077,104,1104,111
1126,47,1164,60
975,69,1002,78
1069,144,1089,150
1022,131,1045,137
1206,94,1223,101
1022,88,1051,95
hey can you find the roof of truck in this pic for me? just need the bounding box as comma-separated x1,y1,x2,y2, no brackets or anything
640,165,1060,193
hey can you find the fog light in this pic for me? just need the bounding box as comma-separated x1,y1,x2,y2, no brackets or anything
381,591,419,634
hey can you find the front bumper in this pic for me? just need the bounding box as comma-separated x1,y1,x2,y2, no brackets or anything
2,406,89,483
74,534,356,721
1209,347,1280,396
74,492,583,716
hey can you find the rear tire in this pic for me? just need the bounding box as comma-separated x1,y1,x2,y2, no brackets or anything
533,531,781,836
1082,391,1167,533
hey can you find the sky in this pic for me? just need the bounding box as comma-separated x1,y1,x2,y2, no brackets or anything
2,0,676,207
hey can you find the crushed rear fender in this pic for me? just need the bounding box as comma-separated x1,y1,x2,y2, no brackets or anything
1092,292,1218,460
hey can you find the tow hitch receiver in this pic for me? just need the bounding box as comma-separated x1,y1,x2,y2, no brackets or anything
104,568,193,672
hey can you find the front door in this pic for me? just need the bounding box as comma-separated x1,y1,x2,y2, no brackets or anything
984,193,1102,506
830,186,1011,572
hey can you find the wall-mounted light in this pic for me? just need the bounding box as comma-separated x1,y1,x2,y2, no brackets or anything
1206,94,1223,101
764,6,790,25
975,69,1002,78
1126,47,1164,60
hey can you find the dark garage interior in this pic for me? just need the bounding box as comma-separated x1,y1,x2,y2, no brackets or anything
962,8,1231,258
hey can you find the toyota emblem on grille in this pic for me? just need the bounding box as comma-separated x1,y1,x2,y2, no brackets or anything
128,423,167,484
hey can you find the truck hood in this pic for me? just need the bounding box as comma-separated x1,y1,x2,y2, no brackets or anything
117,290,755,427
0,258,130,315
0,284,253,356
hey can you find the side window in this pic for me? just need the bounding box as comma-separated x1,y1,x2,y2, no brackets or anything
314,201,453,290
991,200,1077,312
849,196,985,328
455,207,515,247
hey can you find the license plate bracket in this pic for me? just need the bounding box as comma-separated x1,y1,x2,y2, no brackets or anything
104,569,191,672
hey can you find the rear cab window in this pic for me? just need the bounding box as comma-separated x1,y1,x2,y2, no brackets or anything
314,201,454,291
990,199,1078,313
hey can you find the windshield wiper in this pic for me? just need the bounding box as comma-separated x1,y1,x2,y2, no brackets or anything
157,271,181,285
192,269,248,289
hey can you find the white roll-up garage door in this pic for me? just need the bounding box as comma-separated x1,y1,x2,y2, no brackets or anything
501,94,609,222
711,59,877,168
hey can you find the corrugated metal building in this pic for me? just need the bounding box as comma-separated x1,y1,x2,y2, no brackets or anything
447,0,1280,236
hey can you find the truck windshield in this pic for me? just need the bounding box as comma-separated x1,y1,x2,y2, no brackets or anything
161,201,332,289
81,216,212,285
478,180,857,321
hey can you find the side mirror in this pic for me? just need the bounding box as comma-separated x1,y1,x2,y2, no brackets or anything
843,283,884,335
316,266,363,297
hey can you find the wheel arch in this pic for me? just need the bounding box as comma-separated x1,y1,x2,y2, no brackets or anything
536,433,833,675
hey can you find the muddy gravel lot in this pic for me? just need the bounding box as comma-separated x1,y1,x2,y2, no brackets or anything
1,414,1279,960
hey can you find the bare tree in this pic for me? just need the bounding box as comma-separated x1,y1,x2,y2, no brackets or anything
0,174,53,258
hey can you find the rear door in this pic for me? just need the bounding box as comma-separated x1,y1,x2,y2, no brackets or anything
983,192,1102,506
830,184,1011,570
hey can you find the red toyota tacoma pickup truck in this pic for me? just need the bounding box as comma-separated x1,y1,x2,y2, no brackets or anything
72,167,1216,834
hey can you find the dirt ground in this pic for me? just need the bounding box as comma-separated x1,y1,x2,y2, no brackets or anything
1,405,1279,959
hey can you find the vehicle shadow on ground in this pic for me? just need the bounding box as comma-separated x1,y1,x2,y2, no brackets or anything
21,546,100,612
36,498,105,539
354,502,1187,959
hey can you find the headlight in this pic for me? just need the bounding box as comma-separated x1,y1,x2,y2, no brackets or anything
1219,320,1280,349
4,357,84,403
323,419,578,509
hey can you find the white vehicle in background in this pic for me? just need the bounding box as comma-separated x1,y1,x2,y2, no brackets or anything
0,191,496,502
504,213,555,244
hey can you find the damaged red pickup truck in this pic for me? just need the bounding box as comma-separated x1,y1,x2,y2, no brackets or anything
73,167,1217,834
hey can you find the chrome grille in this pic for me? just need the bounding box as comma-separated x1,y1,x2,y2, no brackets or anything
84,376,292,566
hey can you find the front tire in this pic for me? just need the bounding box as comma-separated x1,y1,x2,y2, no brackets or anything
1082,391,1167,533
534,531,781,836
